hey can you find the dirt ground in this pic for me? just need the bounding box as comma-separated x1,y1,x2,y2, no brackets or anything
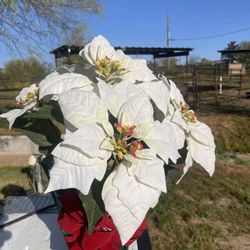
0,154,30,166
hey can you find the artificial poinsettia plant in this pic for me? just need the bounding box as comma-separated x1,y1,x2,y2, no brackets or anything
0,35,215,247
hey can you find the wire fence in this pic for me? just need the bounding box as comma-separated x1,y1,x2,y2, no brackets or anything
155,63,250,110
0,65,250,112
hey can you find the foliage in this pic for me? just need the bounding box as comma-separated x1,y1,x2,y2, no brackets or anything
199,58,212,65
223,41,240,63
223,40,250,67
158,57,178,69
238,41,250,67
0,58,51,83
63,26,86,46
188,55,201,65
226,41,240,50
58,55,87,67
0,0,102,54
12,101,64,155
59,26,88,66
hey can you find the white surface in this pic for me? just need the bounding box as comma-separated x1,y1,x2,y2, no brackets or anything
0,195,67,250
0,136,38,155
0,212,68,250
128,240,138,250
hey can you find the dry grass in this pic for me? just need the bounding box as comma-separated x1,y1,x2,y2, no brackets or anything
148,159,250,250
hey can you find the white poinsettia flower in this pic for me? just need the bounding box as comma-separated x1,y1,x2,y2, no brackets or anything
115,90,181,164
102,150,165,245
115,49,157,83
45,86,182,243
97,77,170,119
97,78,145,117
44,86,115,195
0,84,38,128
39,71,93,100
15,83,38,105
136,80,170,116
56,88,113,134
45,88,179,218
79,35,156,83
100,93,184,244
161,75,216,180
45,122,112,195
45,91,151,195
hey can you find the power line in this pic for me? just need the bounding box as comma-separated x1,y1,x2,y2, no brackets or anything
171,26,250,41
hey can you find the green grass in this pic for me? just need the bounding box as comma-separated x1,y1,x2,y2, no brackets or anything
214,115,250,154
0,161,249,249
0,90,19,112
0,90,20,99
0,165,48,202
148,163,250,250
0,166,33,200
0,162,245,249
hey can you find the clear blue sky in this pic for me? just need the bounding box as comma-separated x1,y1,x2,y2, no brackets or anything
1,0,250,67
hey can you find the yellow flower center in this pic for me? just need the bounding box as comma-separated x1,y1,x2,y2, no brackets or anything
181,102,197,123
17,90,38,108
95,56,126,80
111,123,143,161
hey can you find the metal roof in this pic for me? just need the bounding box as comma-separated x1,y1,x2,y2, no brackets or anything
218,49,250,54
115,46,193,58
50,45,193,59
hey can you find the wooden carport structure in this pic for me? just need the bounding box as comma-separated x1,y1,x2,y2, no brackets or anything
50,45,193,70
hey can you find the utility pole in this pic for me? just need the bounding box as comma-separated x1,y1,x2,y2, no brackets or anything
167,14,170,48
167,14,170,67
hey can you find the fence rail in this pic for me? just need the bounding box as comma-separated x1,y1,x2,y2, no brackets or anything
0,65,250,112
155,63,250,108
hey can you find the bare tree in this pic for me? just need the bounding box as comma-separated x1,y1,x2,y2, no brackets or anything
0,0,102,55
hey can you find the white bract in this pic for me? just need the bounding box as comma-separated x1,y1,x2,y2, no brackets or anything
102,152,164,244
45,122,111,195
0,84,38,128
39,71,93,100
96,77,170,121
161,75,216,182
79,35,156,83
45,87,113,194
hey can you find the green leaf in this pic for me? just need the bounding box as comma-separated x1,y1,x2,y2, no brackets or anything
13,117,62,155
80,179,106,233
80,169,112,233
80,191,103,233
22,105,53,120
164,164,181,185
50,100,64,125
12,101,64,155
176,143,188,164
22,101,64,125
40,154,54,177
